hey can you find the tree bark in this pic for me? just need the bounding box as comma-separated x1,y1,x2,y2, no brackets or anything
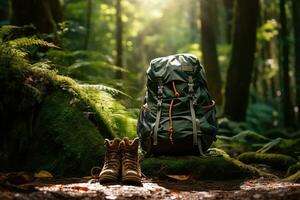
292,0,300,126
200,0,223,105
115,0,123,79
224,0,259,121
0,0,9,22
10,0,62,34
223,0,234,44
188,0,198,42
279,0,294,127
83,0,92,50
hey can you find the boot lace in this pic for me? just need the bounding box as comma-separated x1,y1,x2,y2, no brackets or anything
103,150,119,169
123,151,138,170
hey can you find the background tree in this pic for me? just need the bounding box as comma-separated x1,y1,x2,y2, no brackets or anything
200,0,223,105
115,0,123,78
279,0,294,127
83,0,92,50
0,0,9,24
292,0,300,126
222,0,234,44
10,0,62,34
224,0,259,121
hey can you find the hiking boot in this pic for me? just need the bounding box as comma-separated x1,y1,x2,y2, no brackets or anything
99,138,122,184
120,137,142,185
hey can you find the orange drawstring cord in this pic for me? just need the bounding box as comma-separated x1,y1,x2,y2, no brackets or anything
168,81,180,144
168,99,174,144
172,81,180,98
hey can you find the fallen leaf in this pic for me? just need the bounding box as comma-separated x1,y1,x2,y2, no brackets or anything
166,175,192,181
34,170,53,178
69,186,89,191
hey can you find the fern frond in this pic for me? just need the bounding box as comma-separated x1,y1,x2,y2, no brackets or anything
8,37,60,49
0,25,19,39
79,84,132,98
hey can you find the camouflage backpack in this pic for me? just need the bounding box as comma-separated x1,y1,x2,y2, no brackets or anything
137,54,217,156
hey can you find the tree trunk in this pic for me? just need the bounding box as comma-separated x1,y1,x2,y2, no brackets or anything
280,0,294,127
223,0,234,44
83,0,92,50
188,0,198,42
200,0,223,105
115,0,123,79
10,0,62,34
224,0,259,121
0,0,9,22
292,0,300,126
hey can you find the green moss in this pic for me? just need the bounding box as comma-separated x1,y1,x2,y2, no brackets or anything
81,86,137,139
231,131,271,144
142,151,276,180
0,64,119,176
287,163,300,176
31,90,105,176
256,138,300,156
238,152,297,170
30,67,114,139
284,171,300,183
212,131,271,156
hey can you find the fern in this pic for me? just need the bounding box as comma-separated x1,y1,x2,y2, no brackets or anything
79,84,132,98
0,25,19,41
8,37,59,49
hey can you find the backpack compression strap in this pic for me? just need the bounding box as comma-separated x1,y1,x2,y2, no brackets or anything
188,76,207,157
153,78,163,146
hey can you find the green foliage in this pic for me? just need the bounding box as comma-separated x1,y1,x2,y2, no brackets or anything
257,19,279,42
256,138,300,156
213,131,271,156
81,86,137,139
8,37,59,49
177,43,202,60
238,152,297,170
246,103,278,133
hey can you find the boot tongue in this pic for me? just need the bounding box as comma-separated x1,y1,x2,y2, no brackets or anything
123,137,139,150
105,138,121,150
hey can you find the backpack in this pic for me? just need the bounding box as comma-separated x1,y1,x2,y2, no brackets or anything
137,54,217,156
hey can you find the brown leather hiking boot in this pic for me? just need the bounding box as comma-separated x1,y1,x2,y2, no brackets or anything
99,138,122,184
120,137,142,185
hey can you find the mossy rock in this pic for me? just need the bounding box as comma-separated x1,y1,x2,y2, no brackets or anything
238,152,297,170
30,90,104,176
0,63,136,176
287,163,300,176
141,151,276,180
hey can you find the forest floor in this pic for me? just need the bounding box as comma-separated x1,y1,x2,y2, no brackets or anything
1,176,300,200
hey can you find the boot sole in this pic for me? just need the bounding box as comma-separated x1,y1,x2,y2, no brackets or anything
122,176,142,186
99,174,119,184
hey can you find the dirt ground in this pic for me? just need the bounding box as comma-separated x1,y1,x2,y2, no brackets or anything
1,176,300,200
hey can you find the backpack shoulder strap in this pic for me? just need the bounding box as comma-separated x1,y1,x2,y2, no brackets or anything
153,78,163,146
188,75,198,147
